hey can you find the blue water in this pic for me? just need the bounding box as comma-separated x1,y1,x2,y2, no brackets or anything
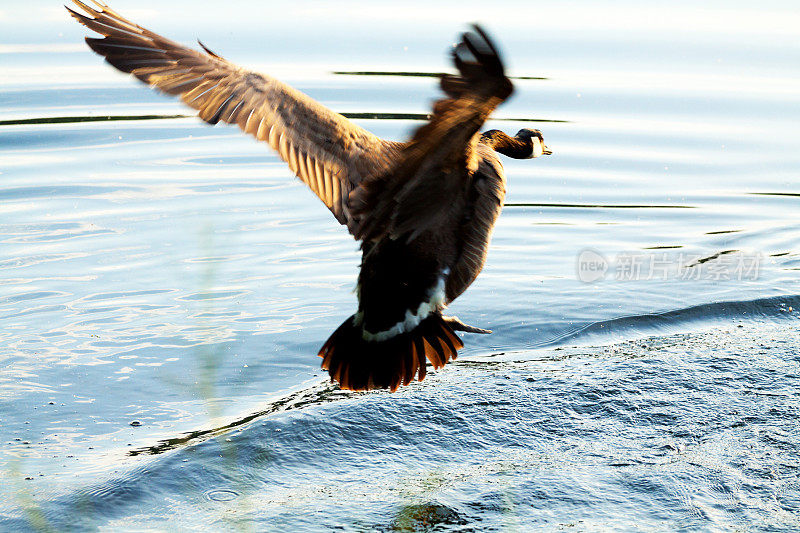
1,0,799,530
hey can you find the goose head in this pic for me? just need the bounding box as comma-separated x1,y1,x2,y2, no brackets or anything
514,128,552,158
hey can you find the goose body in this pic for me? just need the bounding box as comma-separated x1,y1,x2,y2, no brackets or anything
69,1,550,391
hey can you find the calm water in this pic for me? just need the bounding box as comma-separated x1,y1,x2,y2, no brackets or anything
2,0,799,530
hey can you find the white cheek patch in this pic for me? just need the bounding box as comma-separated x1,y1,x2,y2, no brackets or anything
531,138,544,158
361,269,449,342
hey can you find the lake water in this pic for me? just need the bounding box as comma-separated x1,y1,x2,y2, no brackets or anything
2,0,799,530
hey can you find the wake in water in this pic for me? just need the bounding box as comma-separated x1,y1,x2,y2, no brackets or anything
3,320,798,531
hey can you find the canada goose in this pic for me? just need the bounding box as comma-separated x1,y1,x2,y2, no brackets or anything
68,1,550,391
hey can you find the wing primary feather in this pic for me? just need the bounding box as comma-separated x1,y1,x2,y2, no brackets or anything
296,149,310,183
66,6,140,39
70,0,409,234
268,123,281,150
256,117,270,141
314,159,329,206
197,87,232,121
221,98,245,123
287,143,301,177
310,155,327,205
206,93,237,125
278,132,291,164
237,108,254,130
244,108,262,135
181,81,219,104
197,40,223,59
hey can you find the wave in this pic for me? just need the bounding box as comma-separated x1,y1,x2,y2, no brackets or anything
539,293,800,348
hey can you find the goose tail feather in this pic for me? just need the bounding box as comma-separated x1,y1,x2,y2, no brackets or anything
319,313,463,391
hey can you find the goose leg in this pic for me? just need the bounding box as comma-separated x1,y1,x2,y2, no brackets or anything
442,316,492,334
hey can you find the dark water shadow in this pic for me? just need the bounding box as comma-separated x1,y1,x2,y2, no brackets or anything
127,381,346,457
344,112,568,123
333,70,548,81
504,202,694,209
687,249,738,266
0,115,188,126
749,192,800,198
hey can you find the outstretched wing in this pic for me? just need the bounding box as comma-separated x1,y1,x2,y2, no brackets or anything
349,25,514,244
67,0,399,230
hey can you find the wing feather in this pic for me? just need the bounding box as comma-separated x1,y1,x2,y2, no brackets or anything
69,1,399,231
445,145,506,302
350,25,513,244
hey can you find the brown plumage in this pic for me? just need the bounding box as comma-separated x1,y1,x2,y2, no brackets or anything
68,1,551,391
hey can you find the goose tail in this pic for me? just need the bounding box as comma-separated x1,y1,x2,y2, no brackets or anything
319,313,464,391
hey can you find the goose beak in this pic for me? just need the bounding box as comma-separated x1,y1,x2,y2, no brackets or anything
543,146,552,155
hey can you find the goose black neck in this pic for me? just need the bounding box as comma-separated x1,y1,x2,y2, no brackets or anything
479,130,532,159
